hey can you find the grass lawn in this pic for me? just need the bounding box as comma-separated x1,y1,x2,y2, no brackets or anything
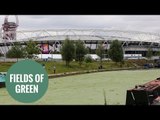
0,69,160,105
0,62,15,72
0,60,136,74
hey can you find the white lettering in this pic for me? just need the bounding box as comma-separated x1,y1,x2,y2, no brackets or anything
10,74,14,82
28,74,33,82
35,74,44,83
15,85,38,93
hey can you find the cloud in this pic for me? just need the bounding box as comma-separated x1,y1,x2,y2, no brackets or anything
0,15,160,33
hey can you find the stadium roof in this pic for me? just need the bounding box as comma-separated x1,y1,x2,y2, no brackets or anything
1,29,160,44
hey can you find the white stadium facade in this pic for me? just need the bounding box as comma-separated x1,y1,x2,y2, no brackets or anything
1,29,160,57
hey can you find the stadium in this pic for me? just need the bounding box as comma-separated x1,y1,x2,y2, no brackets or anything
1,16,160,59
1,29,160,57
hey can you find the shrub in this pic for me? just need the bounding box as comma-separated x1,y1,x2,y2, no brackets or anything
84,55,93,63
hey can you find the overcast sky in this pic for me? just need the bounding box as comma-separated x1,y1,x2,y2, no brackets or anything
0,15,160,33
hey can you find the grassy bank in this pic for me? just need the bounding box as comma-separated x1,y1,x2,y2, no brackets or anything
0,60,137,74
0,62,15,72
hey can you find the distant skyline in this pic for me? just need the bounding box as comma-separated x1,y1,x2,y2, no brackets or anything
0,15,160,33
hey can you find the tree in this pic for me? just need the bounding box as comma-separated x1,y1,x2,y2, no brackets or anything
146,48,153,60
96,42,105,67
75,40,87,66
25,40,41,59
61,38,75,66
6,43,25,61
156,50,160,59
156,50,160,56
0,53,4,57
108,40,123,63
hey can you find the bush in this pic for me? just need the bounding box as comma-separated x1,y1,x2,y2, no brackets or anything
84,55,93,63
0,53,4,57
127,59,147,66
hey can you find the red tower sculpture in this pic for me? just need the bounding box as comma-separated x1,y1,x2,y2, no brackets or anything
2,15,19,40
